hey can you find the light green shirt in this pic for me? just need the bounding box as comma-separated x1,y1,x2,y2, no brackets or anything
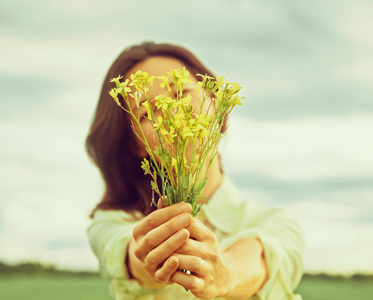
87,175,304,300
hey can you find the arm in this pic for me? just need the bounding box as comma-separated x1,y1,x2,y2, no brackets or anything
172,205,304,299
87,209,139,281
223,237,268,299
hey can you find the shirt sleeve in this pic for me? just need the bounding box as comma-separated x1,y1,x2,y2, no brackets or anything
87,209,159,300
253,207,304,300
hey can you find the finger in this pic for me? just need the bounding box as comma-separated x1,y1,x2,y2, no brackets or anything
171,270,204,292
157,197,166,209
186,218,215,242
175,238,204,257
155,256,179,283
172,254,209,276
133,202,192,239
135,213,192,261
157,196,170,209
145,229,189,270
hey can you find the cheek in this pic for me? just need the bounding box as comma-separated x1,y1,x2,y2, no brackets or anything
130,121,161,158
190,93,214,116
143,126,156,147
129,135,147,159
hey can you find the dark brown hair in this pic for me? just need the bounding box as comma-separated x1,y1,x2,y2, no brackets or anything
86,42,224,217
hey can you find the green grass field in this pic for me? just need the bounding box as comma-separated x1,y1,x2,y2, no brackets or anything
0,276,112,300
0,275,372,300
295,277,373,300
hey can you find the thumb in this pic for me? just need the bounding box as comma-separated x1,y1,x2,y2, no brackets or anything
157,196,167,209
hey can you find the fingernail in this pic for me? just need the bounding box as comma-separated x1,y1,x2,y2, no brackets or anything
177,229,189,239
168,257,177,267
179,203,192,213
180,214,192,226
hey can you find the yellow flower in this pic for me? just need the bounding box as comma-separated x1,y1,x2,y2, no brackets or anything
142,101,152,119
155,95,177,112
119,79,132,96
229,82,242,94
182,126,194,140
153,116,163,130
154,94,166,108
169,126,176,138
231,95,243,108
109,67,243,216
131,70,148,81
180,67,192,86
214,89,224,99
129,91,140,108
110,75,124,86
196,74,214,88
197,81,202,99
181,67,190,80
130,70,154,92
160,127,168,136
141,158,150,175
167,67,191,93
109,88,121,106
172,157,177,167
173,112,185,129
196,114,211,127
200,128,209,138
171,156,187,168
182,155,188,168
168,68,181,83
159,76,172,94
215,74,225,86
179,94,192,106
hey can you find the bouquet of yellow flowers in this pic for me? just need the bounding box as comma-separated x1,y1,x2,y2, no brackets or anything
109,68,243,216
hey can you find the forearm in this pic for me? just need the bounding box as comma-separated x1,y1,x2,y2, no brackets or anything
223,237,268,299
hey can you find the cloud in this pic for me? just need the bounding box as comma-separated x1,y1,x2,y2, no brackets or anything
0,72,67,119
0,100,104,271
3,0,373,122
0,135,103,270
222,114,373,181
232,174,373,206
1,0,373,273
333,0,373,49
238,187,373,274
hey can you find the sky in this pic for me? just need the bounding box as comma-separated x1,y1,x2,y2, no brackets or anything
1,0,373,275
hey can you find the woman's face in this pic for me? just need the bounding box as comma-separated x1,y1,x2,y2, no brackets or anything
124,55,213,159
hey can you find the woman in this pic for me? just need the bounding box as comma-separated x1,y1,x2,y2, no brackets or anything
86,42,304,300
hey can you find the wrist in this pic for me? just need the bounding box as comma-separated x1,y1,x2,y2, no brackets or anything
221,238,268,299
219,251,236,298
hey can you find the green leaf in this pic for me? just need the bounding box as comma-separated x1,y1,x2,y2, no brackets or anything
166,184,174,205
196,177,208,195
206,80,215,90
140,158,150,174
154,147,171,166
182,174,190,191
150,180,158,192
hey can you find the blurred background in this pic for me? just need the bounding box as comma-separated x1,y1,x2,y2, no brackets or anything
1,0,373,298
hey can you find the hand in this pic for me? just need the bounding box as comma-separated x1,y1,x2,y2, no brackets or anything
171,218,233,299
129,201,193,287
